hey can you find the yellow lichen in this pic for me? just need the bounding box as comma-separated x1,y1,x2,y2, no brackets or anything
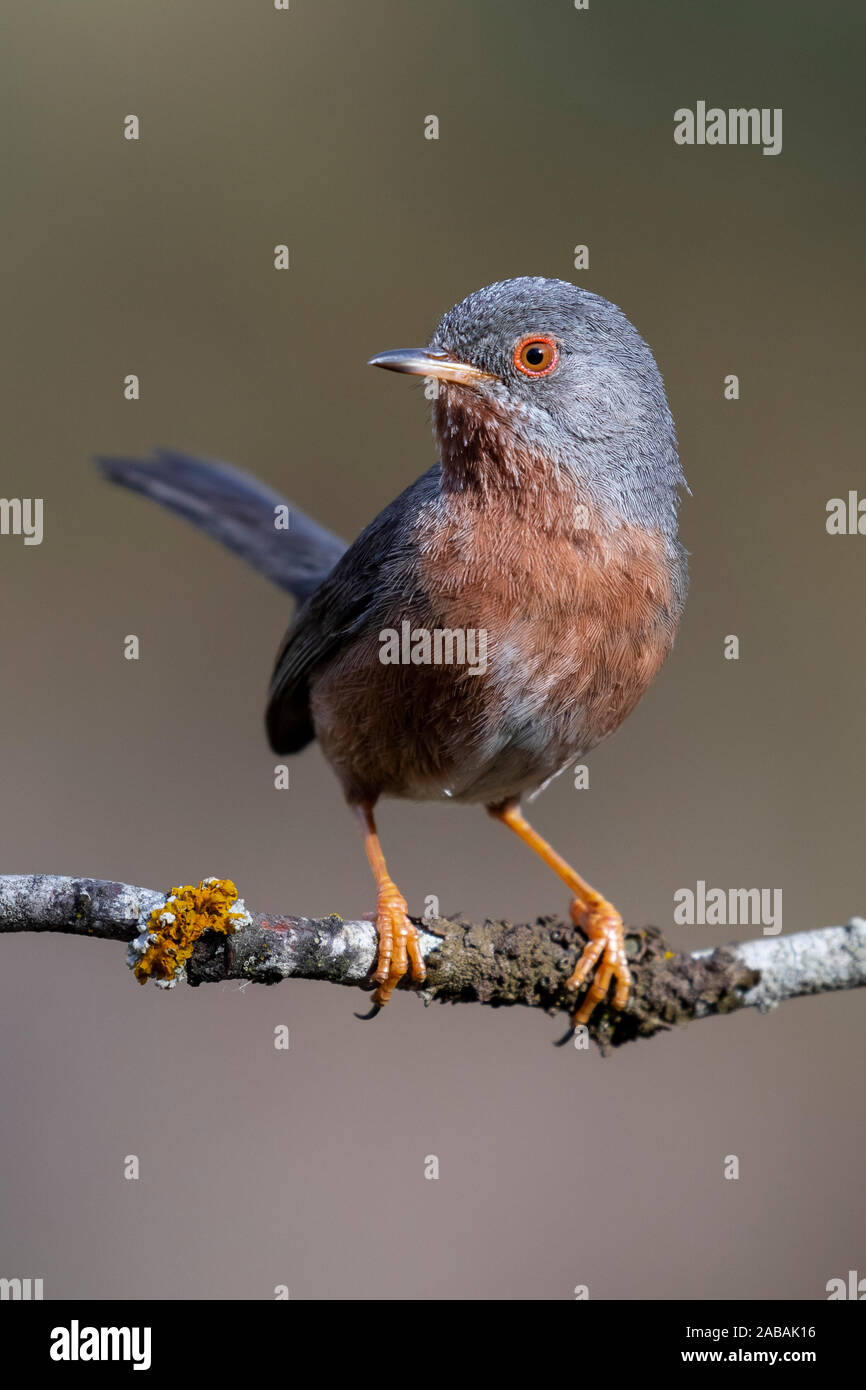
133,878,246,985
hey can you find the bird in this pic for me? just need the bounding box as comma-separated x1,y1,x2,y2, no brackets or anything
98,276,688,1033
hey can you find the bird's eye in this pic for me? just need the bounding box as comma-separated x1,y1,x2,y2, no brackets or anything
513,334,559,377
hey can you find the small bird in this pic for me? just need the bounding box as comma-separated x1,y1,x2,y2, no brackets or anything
99,277,688,1031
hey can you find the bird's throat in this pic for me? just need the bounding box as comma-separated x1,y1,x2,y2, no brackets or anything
432,386,596,532
435,388,552,492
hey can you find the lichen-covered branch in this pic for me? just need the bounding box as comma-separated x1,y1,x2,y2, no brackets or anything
0,874,863,1050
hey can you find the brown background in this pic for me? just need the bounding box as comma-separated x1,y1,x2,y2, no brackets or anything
1,1,863,1300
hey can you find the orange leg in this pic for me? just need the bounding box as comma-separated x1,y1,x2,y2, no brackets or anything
487,798,631,1027
352,801,426,1007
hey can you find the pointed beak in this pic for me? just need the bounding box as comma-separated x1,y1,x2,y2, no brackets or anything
367,347,497,386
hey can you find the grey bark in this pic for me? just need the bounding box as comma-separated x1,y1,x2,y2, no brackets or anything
0,874,863,1050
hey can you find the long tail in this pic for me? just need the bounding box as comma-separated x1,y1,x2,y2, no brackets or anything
96,448,347,601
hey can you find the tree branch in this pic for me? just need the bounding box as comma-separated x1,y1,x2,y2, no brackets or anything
1,874,863,1049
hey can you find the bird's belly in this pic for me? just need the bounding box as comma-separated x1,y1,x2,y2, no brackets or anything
412,504,681,802
309,515,680,806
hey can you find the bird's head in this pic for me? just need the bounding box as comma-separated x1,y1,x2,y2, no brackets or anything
369,276,686,536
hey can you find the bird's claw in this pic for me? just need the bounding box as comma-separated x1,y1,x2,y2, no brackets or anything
369,887,426,1006
565,897,632,1026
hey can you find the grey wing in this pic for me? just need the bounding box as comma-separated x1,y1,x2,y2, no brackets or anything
265,464,442,754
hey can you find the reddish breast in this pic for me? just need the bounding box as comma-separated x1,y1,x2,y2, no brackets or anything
412,475,681,768
309,447,683,806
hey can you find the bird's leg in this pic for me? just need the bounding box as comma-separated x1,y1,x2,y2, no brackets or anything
352,801,426,1006
487,798,632,1026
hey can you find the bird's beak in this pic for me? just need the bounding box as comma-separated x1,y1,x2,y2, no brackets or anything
367,347,497,386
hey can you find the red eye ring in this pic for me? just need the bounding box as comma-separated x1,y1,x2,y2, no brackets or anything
513,334,559,377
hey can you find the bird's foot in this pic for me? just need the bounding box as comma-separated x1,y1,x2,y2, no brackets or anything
370,880,426,1006
566,896,632,1026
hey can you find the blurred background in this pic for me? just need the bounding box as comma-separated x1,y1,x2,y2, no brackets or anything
0,0,863,1300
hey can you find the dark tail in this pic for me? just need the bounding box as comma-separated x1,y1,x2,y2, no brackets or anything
96,448,346,601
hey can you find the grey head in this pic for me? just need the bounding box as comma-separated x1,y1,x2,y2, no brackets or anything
369,276,687,540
